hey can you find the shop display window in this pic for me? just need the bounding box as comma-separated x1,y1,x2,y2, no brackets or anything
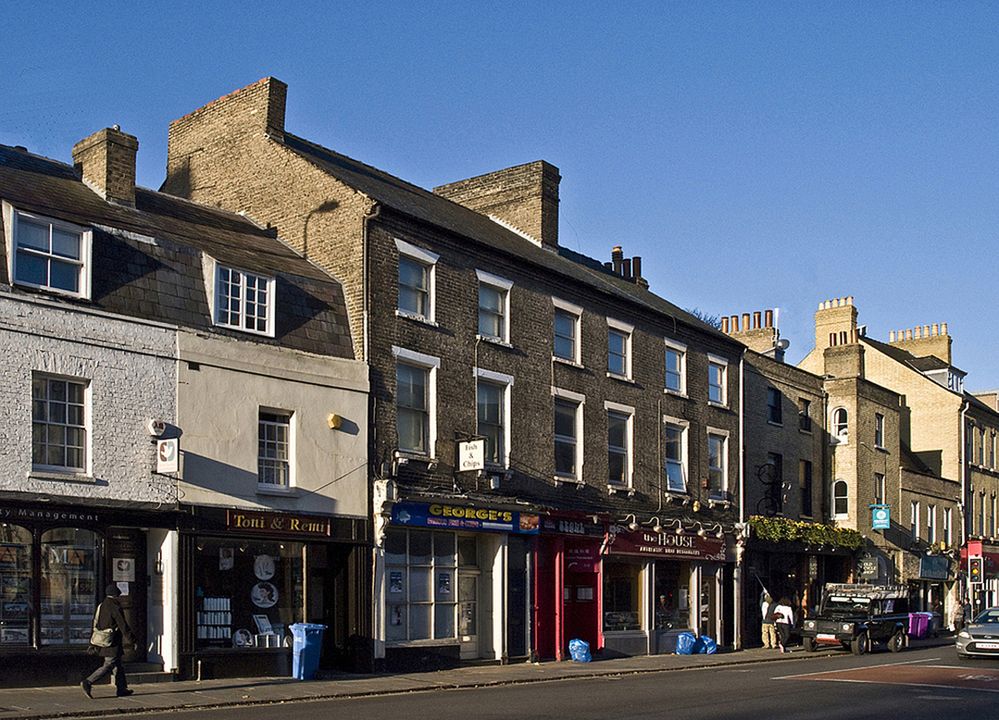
603,561,642,631
385,529,457,643
193,537,303,649
653,561,691,630
40,528,101,646
0,524,32,646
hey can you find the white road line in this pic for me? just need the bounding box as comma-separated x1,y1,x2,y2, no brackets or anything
802,678,999,694
772,656,940,680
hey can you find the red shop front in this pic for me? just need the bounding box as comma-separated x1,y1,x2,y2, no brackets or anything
534,514,605,661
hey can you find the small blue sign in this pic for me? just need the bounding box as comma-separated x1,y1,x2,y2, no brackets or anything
871,504,890,530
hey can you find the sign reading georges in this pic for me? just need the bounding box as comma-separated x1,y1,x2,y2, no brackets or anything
391,501,540,535
225,509,331,537
607,529,726,562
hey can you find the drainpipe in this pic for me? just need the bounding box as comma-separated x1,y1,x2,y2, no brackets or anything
960,399,969,604
362,201,381,668
733,348,746,650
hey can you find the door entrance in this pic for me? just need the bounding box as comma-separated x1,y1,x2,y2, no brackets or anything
459,570,479,659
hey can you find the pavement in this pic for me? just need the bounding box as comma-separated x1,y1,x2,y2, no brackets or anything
0,635,955,720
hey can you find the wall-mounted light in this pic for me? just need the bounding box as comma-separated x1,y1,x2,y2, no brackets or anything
620,514,638,531
647,517,663,533
327,413,343,430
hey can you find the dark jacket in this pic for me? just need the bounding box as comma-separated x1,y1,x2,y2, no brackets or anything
91,596,135,658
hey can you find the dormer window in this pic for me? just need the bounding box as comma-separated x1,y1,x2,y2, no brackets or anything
4,205,92,299
214,264,275,336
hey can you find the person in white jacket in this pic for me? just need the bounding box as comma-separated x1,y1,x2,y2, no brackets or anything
773,596,795,653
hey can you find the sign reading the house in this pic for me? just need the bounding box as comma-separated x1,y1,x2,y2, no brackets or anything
225,509,331,537
157,438,179,473
871,504,890,530
391,501,539,535
607,530,726,562
457,440,485,472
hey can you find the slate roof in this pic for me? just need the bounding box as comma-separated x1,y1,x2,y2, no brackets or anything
280,133,734,345
0,144,354,358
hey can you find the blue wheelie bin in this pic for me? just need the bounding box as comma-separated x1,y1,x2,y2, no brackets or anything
291,623,326,680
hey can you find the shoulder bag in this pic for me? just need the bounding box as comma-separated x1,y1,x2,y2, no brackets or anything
90,605,114,647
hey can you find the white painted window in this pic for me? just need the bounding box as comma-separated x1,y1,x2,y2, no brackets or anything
553,387,585,481
927,505,936,544
396,239,438,323
875,413,885,449
707,429,728,496
832,480,849,517
214,264,275,336
707,355,728,406
911,500,920,541
980,492,987,535
832,407,849,442
384,529,457,642
991,431,996,470
393,347,440,457
476,270,512,343
553,298,582,363
258,410,293,488
476,367,513,468
663,417,688,493
944,508,952,545
664,339,686,395
605,401,634,488
32,374,89,473
979,427,987,465
6,206,92,299
606,319,633,379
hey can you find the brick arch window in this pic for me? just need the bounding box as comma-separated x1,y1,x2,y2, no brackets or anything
831,407,848,442
832,480,849,517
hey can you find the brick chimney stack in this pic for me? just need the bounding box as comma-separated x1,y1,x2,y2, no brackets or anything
814,296,859,352
72,127,138,206
888,322,952,365
722,307,784,359
433,160,561,250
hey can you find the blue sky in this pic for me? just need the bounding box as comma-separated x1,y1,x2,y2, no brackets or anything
4,2,998,388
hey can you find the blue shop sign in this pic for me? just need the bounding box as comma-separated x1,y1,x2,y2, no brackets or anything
871,504,890,530
391,501,540,535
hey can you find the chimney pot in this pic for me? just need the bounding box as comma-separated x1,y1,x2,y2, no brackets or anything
622,258,632,279
730,315,740,332
764,309,774,328
742,313,751,331
72,127,138,206
942,323,948,335
721,317,730,333
932,323,939,336
752,311,762,329
612,246,623,274
632,256,642,281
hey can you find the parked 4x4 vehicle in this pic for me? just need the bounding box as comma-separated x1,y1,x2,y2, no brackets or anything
800,583,910,655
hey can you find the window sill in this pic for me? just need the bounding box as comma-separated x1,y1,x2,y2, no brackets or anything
663,388,688,399
28,470,95,483
607,484,635,496
476,334,513,349
553,356,584,370
256,484,298,497
395,309,439,328
767,420,784,428
553,475,584,487
606,372,635,384
798,428,813,435
708,401,729,410
707,497,732,509
664,490,690,501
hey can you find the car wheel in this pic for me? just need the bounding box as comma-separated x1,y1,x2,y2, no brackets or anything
803,637,816,653
888,630,905,653
851,633,869,656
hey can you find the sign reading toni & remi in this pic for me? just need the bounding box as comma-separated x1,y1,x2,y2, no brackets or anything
391,501,540,535
225,509,331,537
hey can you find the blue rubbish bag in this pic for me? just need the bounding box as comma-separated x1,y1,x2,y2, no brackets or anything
568,638,591,663
699,636,718,655
675,631,697,655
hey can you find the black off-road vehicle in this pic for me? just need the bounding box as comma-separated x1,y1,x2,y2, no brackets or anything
800,583,910,655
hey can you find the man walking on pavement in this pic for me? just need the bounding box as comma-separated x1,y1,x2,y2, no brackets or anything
760,592,778,649
82,584,135,699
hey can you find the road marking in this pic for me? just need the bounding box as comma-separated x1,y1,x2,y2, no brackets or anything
772,656,938,680
778,662,999,694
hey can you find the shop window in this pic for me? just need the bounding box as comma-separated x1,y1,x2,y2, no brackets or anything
40,528,101,646
192,537,303,649
653,561,690,630
603,561,641,631
385,529,458,643
0,524,32,646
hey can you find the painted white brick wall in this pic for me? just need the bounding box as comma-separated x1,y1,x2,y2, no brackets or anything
0,294,177,504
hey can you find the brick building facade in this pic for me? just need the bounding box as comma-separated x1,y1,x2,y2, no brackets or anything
162,78,748,666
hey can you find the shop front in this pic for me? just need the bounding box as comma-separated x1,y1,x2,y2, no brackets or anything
603,526,731,656
178,506,369,679
0,498,179,686
534,513,605,661
381,500,538,670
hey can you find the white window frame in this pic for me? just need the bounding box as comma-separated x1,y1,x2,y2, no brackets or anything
944,507,952,545
875,413,885,449
664,338,687,396
979,426,987,466
552,387,585,482
606,318,633,380
707,354,728,407
475,367,513,468
211,261,277,336
991,430,996,470
706,426,729,496
831,407,849,443
393,346,440,458
980,491,987,535
874,472,886,505
552,298,583,365
927,504,936,544
257,408,295,492
992,495,998,537
395,238,439,324
832,480,849,518
910,500,920,541
4,203,93,300
663,415,689,494
475,269,512,344
31,373,91,475
604,400,634,489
